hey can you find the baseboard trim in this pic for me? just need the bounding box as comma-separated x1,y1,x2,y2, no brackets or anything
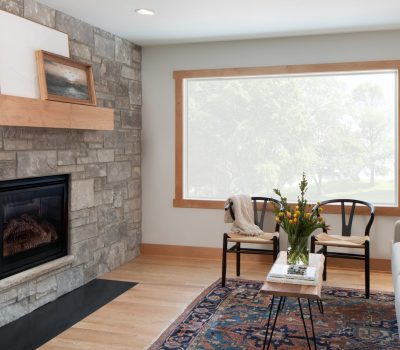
140,243,391,273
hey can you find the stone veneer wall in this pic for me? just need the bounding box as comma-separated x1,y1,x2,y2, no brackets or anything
0,0,141,325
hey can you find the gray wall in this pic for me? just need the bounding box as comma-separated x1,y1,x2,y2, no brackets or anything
0,0,141,325
142,30,400,260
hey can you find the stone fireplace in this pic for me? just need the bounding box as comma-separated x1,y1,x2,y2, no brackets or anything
0,175,68,279
0,0,142,327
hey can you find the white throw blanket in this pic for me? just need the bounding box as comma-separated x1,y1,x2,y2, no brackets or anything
224,195,264,236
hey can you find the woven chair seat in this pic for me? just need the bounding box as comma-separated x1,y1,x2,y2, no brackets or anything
315,233,369,248
227,231,278,244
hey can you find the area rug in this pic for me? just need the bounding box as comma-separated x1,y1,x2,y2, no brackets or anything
149,278,399,350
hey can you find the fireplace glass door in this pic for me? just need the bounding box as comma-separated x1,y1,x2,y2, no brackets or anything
0,175,68,278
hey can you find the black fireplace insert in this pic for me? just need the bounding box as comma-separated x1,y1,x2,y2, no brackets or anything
0,175,68,279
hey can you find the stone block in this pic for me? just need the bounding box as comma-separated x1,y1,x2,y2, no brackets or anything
129,80,142,106
36,275,57,299
4,139,33,151
57,165,85,174
70,223,97,244
58,150,77,166
94,34,115,59
24,0,55,27
71,237,102,265
69,40,92,61
94,189,114,206
71,179,94,211
0,161,16,180
17,281,36,301
121,65,136,80
0,152,16,161
83,131,104,143
115,96,130,110
100,59,121,82
84,164,107,178
29,291,56,312
132,166,141,179
56,266,84,296
115,37,131,65
113,190,123,208
128,179,141,198
106,242,125,271
77,150,98,164
107,162,131,182
131,44,142,63
133,209,141,223
0,288,17,308
103,222,125,245
104,131,126,149
55,11,94,46
97,149,114,163
121,109,141,129
17,150,57,177
97,205,122,227
0,299,29,327
0,0,23,16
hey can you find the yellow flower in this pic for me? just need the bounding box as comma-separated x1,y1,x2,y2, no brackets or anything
293,212,298,218
278,212,284,217
295,205,299,210
289,219,293,224
286,211,292,218
317,201,321,205
318,207,324,213
305,213,311,219
293,218,298,224
295,210,301,217
318,216,324,222
275,216,281,222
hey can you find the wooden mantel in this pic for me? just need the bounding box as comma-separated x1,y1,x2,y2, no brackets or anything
0,94,114,130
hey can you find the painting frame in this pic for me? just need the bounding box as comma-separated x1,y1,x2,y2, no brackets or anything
36,50,96,106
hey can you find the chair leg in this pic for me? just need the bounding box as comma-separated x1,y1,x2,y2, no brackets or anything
236,243,241,277
310,236,315,253
365,240,370,299
323,246,327,281
222,233,228,287
273,236,278,262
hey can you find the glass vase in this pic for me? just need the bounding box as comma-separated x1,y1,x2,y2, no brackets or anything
287,236,309,266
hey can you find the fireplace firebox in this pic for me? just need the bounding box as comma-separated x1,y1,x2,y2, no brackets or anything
0,175,68,279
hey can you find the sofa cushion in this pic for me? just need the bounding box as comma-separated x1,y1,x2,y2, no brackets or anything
392,242,400,287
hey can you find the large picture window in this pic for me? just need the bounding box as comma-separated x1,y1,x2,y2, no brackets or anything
173,62,400,215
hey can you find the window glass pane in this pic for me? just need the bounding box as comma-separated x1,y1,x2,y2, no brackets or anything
184,71,397,206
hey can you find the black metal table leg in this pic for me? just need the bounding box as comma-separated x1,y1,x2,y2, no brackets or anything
298,298,311,350
266,297,283,350
316,299,324,314
307,299,317,350
262,296,275,350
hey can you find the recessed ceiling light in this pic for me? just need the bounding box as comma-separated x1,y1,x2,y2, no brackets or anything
135,8,155,16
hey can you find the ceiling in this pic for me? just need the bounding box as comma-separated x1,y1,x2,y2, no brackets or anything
38,0,400,46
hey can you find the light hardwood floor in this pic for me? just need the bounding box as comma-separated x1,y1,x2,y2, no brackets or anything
40,253,393,350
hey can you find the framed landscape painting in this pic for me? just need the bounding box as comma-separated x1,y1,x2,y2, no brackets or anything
36,50,96,106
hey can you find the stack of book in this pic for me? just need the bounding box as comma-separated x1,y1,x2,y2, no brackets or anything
267,263,317,286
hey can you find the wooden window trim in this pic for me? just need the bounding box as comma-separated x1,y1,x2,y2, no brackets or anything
173,60,400,216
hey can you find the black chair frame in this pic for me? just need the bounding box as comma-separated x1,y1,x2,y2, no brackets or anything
310,199,375,298
222,197,282,287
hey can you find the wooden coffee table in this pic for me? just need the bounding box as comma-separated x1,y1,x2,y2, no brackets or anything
261,251,325,350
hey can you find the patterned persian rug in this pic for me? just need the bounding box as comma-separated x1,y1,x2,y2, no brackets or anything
149,278,399,350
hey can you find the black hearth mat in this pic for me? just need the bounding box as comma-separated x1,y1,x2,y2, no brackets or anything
0,278,137,350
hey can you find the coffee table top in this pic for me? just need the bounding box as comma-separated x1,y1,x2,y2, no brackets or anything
261,251,325,300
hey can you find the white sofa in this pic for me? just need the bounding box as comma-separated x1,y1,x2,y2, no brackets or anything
391,220,400,338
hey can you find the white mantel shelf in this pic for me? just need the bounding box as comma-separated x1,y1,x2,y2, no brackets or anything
0,94,114,130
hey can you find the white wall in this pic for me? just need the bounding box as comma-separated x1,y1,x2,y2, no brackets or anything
142,30,400,259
